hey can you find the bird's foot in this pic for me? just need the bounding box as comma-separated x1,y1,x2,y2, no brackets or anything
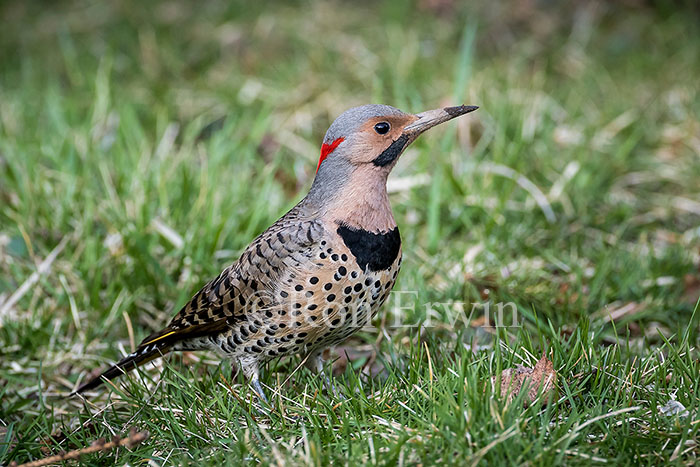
322,374,346,401
250,378,269,405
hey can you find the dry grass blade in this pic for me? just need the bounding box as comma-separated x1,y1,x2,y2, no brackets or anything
593,301,647,323
0,235,70,321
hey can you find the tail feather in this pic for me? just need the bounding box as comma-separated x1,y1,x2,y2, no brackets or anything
74,322,224,395
74,343,171,394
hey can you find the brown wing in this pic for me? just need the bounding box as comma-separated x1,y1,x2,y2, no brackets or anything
139,204,325,348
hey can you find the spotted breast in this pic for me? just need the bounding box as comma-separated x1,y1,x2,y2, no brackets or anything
200,222,402,366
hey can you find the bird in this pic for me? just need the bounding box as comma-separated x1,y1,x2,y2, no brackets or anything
74,103,478,400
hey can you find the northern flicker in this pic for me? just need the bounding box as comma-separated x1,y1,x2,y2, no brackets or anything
75,104,478,399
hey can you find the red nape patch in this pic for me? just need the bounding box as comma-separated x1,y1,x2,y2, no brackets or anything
316,137,344,172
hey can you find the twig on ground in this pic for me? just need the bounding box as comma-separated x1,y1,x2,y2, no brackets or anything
10,428,149,467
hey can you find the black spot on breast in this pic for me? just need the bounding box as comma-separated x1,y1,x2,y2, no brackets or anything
337,225,401,272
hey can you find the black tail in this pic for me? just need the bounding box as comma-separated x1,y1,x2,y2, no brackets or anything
73,342,171,394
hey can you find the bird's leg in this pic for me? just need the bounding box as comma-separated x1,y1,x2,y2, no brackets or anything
305,349,342,398
250,376,269,405
240,359,269,405
230,360,239,381
304,349,324,374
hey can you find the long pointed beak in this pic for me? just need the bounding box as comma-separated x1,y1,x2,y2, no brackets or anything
403,105,478,136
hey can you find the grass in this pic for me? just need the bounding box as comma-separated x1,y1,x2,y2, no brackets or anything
1,0,699,464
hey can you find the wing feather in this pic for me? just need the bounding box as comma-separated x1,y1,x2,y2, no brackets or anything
139,205,325,346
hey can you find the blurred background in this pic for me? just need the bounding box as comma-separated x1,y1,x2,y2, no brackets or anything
1,0,699,463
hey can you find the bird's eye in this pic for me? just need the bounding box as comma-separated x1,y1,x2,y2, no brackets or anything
374,122,390,135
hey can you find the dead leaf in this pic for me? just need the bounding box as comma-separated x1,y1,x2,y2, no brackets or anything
331,345,386,379
491,355,558,406
659,399,689,417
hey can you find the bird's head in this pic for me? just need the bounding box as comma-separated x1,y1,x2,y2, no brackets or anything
311,104,478,192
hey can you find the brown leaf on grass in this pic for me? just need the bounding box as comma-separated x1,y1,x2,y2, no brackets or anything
491,355,558,406
331,345,386,379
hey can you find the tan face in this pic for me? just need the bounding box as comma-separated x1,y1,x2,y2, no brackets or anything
345,114,418,165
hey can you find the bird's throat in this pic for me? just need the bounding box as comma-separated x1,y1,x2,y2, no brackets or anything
324,167,396,233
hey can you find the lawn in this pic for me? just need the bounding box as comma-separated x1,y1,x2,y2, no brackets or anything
1,0,699,465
